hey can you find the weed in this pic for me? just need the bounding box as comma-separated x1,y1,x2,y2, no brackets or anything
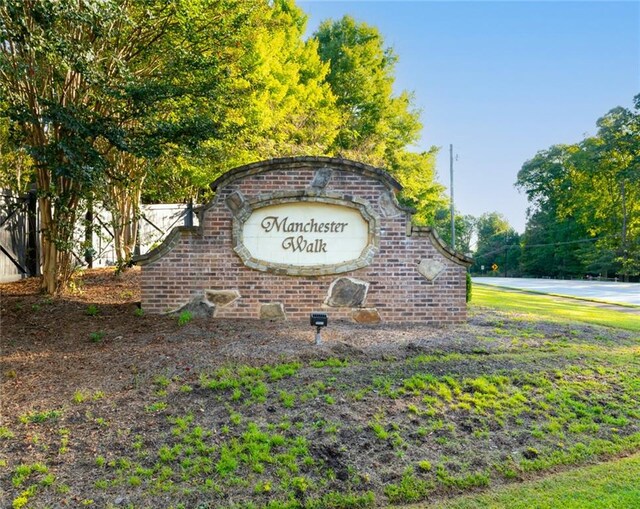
310,358,349,369
72,390,88,404
177,310,193,326
89,331,105,343
19,409,62,424
418,460,432,472
384,467,433,503
369,422,389,440
0,426,15,439
58,428,70,454
134,307,144,317
154,375,171,388
146,402,168,412
12,463,48,487
12,485,37,509
86,304,99,316
280,390,296,408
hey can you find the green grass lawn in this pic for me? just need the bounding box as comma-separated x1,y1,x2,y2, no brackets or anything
434,453,640,509
472,285,640,332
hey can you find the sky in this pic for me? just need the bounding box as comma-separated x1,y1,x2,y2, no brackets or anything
298,1,640,233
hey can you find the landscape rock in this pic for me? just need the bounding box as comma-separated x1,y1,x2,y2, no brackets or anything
170,297,215,318
325,277,369,307
378,191,401,217
225,190,248,217
351,308,381,324
309,167,333,189
260,302,286,320
204,289,241,307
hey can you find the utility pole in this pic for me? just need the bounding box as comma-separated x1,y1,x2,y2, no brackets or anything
450,144,455,250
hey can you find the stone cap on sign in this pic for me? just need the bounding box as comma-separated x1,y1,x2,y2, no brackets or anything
210,156,410,207
410,225,473,267
132,226,200,266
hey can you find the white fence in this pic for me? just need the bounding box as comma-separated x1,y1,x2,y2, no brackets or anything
88,204,197,267
0,195,197,281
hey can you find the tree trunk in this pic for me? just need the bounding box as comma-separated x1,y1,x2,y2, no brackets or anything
39,196,57,294
107,153,145,270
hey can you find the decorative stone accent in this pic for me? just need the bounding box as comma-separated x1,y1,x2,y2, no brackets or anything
260,302,286,320
378,191,401,217
204,289,240,308
417,259,446,281
352,308,381,324
310,167,332,189
169,297,215,318
325,277,369,307
225,191,250,218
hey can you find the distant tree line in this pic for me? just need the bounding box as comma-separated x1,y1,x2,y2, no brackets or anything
471,95,639,282
0,0,460,293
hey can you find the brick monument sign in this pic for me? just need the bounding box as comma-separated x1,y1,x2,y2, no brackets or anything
135,157,472,324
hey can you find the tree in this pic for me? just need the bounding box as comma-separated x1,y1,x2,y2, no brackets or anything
568,100,640,279
432,206,475,255
390,149,446,226
314,15,421,165
314,15,445,227
0,0,262,290
516,145,589,277
517,95,640,279
472,212,520,276
0,115,33,193
143,0,341,206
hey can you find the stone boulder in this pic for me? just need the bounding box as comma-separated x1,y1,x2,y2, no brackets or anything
260,302,286,320
325,277,369,307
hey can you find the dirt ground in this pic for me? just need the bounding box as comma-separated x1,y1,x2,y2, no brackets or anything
1,268,495,415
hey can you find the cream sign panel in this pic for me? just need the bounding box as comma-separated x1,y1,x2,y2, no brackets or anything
242,202,369,267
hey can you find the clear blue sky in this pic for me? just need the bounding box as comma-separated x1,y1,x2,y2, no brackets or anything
299,1,640,233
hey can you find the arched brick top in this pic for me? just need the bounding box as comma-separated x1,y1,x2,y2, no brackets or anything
210,156,404,194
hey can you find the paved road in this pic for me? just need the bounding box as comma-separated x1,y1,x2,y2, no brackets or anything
473,277,640,306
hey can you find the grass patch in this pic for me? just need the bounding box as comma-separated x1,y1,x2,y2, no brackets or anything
473,285,640,331
436,453,640,509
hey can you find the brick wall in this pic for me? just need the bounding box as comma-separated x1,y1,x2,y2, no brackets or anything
137,157,472,325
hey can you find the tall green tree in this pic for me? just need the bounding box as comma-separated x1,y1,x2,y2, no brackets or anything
0,115,33,193
314,15,421,165
144,0,341,205
517,95,640,279
313,15,444,227
0,0,261,290
432,208,475,255
516,145,590,277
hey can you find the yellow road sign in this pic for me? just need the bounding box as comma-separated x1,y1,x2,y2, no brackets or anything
491,263,498,271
